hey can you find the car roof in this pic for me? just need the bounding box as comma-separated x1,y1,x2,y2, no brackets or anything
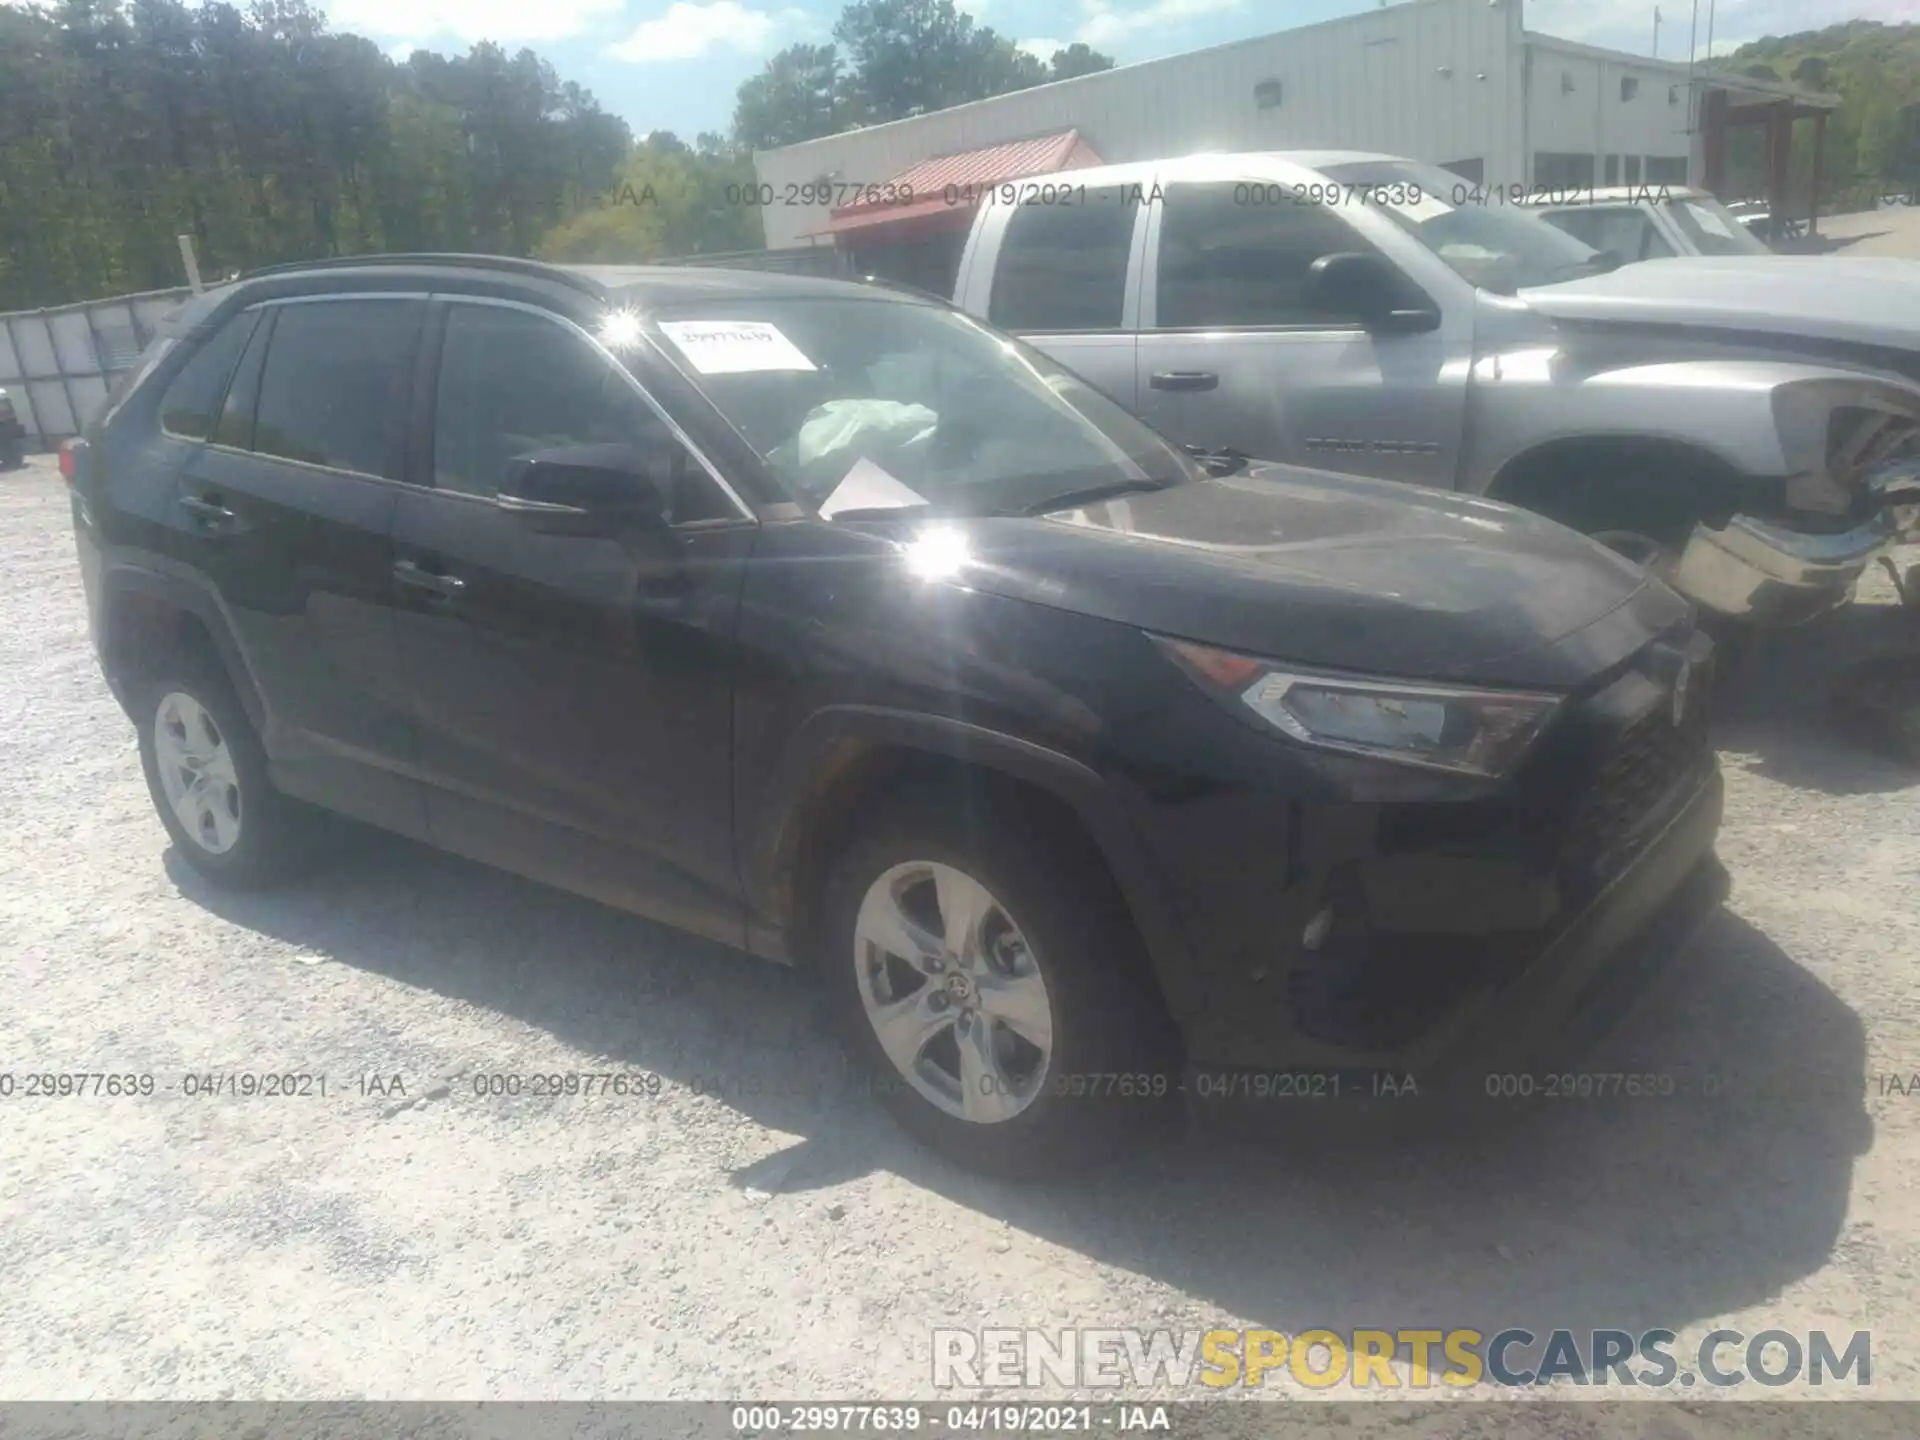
591,266,943,311
238,253,937,311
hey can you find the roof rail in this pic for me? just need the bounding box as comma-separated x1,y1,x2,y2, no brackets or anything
242,252,608,299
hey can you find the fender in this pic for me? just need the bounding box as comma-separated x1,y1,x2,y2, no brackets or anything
95,560,269,734
1468,351,1920,500
745,704,1203,1022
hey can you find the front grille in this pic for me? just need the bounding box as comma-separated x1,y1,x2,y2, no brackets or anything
1558,670,1713,887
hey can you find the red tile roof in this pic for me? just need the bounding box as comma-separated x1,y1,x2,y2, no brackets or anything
814,129,1103,238
878,129,1098,197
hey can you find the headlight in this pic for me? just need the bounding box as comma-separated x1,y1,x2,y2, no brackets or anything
1158,637,1562,778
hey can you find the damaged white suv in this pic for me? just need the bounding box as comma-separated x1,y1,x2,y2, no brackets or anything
952,151,1920,625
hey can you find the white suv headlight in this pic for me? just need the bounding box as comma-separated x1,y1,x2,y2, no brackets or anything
1159,637,1562,779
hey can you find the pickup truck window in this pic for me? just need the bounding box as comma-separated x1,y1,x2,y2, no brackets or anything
1668,196,1770,256
1541,206,1674,262
987,187,1138,333
1320,159,1602,292
1155,182,1376,329
649,295,1199,515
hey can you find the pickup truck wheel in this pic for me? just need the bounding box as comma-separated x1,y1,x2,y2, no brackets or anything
135,661,328,888
0,441,23,471
820,792,1180,1177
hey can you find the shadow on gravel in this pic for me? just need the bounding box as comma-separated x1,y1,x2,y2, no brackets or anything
1712,600,1920,795
166,812,1869,1346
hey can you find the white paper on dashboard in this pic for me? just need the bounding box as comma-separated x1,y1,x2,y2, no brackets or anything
818,456,928,519
656,320,818,374
1684,202,1738,239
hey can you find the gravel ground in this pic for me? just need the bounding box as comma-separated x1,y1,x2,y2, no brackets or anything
3,455,1919,1412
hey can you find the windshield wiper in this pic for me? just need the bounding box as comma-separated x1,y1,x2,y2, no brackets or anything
1019,480,1170,516
1183,444,1252,477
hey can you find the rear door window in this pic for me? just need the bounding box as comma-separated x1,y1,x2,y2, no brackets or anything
250,300,425,477
988,187,1139,332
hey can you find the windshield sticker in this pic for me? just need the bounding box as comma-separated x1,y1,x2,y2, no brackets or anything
818,456,928,519
1683,201,1738,239
657,320,817,375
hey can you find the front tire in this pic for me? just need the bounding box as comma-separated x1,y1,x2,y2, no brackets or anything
820,789,1179,1177
135,661,325,888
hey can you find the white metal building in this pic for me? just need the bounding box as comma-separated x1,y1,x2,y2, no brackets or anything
750,0,1828,251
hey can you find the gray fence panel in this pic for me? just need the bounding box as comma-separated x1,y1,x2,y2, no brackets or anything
0,285,192,447
25,379,74,438
50,310,97,373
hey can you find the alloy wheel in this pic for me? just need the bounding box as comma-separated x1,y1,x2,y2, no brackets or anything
853,860,1054,1124
154,691,243,855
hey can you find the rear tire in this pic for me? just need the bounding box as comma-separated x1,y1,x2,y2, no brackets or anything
819,788,1180,1177
135,660,327,889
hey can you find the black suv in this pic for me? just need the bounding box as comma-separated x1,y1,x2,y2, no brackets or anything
70,254,1727,1174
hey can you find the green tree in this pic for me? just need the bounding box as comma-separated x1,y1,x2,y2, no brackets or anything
0,0,634,308
733,43,853,151
1045,42,1113,82
729,2,1113,152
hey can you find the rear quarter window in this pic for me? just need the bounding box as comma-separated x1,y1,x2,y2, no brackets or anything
156,312,259,440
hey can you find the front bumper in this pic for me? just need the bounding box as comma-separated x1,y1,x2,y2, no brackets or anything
1182,766,1726,1104
1165,623,1723,1089
1672,510,1897,626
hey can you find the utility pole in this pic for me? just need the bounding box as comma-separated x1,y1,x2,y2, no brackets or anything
1653,5,1662,58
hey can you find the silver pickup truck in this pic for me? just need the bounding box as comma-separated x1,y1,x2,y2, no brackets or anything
1519,184,1779,261
948,151,1920,625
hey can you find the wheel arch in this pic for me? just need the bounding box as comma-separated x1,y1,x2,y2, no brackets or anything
96,567,266,732
1487,434,1764,541
748,707,1201,1026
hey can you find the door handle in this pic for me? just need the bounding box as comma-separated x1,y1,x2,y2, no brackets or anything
178,494,246,532
392,559,467,598
1149,371,1219,392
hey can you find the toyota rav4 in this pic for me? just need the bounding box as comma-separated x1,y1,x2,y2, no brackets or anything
69,255,1727,1174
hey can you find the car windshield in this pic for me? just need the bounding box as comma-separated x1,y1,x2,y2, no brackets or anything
640,295,1202,517
1320,159,1606,292
1666,194,1770,255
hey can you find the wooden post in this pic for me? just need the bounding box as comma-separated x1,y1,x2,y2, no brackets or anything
1767,103,1792,239
1808,109,1827,237
177,234,204,294
1701,87,1729,196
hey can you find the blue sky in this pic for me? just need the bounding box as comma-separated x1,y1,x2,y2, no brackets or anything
315,0,1920,143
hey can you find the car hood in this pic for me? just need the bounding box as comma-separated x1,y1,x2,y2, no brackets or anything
949,464,1685,690
1519,256,1920,351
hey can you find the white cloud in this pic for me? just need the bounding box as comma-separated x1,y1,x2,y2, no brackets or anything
324,0,623,44
1075,0,1243,47
606,1,802,62
1017,36,1068,61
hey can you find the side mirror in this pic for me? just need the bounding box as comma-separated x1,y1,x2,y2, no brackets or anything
1303,252,1441,333
495,444,666,536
